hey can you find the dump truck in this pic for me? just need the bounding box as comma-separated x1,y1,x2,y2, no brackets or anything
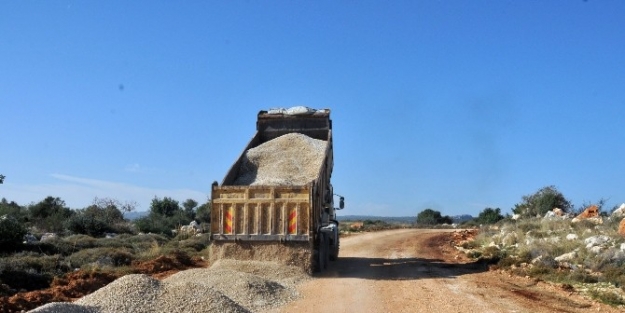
210,107,344,272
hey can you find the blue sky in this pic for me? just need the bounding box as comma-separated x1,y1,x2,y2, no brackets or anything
2,1,624,217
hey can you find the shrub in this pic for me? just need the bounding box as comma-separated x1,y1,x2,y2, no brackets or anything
28,196,74,233
134,214,174,236
66,214,112,237
588,289,625,306
512,186,572,218
474,208,504,225
0,215,27,250
600,265,625,290
67,247,134,269
65,201,130,237
176,234,211,252
416,209,452,225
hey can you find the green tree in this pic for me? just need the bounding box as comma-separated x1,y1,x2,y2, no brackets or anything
474,207,504,224
66,198,129,236
28,196,74,232
182,198,198,220
150,197,181,217
0,198,27,222
416,208,452,225
135,197,194,236
0,174,5,184
512,186,572,218
0,215,27,250
134,214,172,235
196,201,211,223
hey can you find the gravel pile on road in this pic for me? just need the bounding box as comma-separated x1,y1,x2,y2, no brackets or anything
28,260,309,313
233,133,327,186
210,242,313,274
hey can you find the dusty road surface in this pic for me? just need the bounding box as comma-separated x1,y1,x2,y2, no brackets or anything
268,229,621,313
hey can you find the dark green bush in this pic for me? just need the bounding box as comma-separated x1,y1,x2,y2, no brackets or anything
176,234,211,252
65,202,130,237
67,247,134,269
512,186,572,218
134,214,173,236
567,269,599,284
600,265,625,290
66,214,112,237
28,197,74,233
0,215,27,250
0,270,51,292
474,208,504,225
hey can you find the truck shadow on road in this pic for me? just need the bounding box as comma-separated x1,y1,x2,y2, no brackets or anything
318,257,490,280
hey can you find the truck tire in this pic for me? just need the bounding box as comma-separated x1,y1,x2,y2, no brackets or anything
329,235,339,261
315,232,330,272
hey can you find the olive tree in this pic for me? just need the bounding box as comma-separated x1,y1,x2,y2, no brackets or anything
416,208,452,225
474,207,504,224
512,185,572,218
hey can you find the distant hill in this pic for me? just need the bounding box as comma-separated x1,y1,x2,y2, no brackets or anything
451,214,474,223
336,215,415,224
337,214,474,224
124,211,149,220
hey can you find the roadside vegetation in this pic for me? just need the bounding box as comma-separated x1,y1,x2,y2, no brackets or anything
0,194,212,311
455,186,625,308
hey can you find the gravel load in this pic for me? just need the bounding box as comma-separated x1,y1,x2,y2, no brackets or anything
233,133,327,186
28,260,309,313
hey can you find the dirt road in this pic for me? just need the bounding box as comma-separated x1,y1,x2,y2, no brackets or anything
269,229,620,313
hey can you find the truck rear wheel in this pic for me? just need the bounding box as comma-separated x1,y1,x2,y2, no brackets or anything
329,235,339,261
315,233,329,272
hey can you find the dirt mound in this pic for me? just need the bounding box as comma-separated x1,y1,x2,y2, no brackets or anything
426,229,478,262
2,252,207,313
26,258,309,313
132,251,206,279
2,271,119,313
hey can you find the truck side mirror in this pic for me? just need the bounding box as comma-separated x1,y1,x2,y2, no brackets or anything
339,197,344,209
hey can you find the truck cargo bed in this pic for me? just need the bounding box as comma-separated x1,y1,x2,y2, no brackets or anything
211,185,312,242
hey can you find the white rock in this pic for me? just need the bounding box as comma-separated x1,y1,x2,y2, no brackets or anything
531,255,556,267
544,211,556,218
40,233,58,242
611,250,625,262
589,246,604,254
566,234,579,240
512,214,521,220
23,234,38,244
584,235,610,248
555,251,577,262
611,203,625,218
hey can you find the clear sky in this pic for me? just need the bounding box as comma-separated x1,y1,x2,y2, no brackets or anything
2,1,624,217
